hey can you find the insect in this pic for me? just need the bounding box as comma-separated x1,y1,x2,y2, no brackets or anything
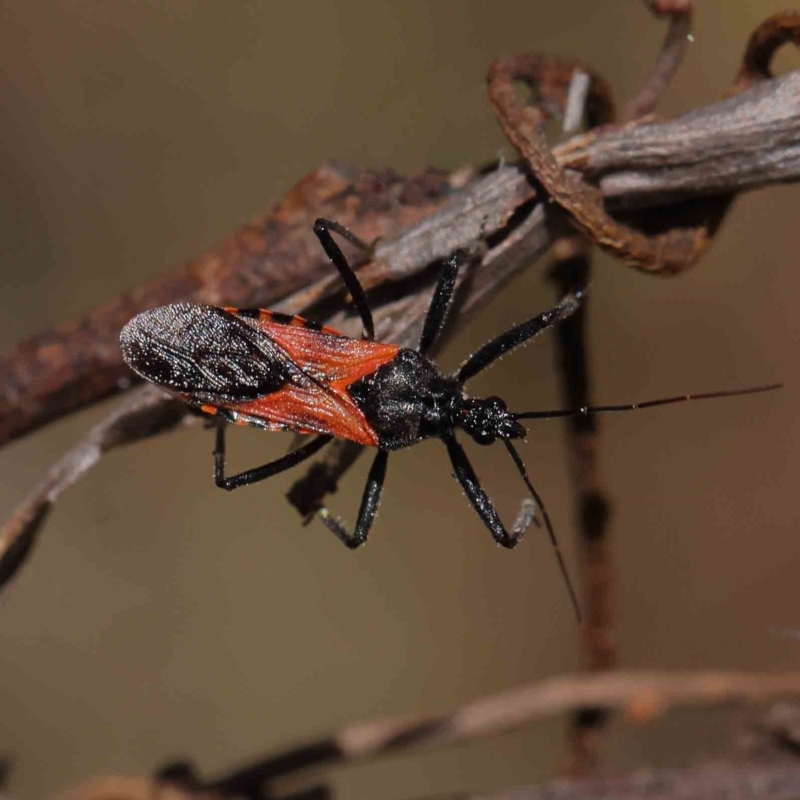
120,218,779,617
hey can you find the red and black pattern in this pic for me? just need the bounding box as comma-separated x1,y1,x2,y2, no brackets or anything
120,217,774,620
221,307,399,445
121,303,399,446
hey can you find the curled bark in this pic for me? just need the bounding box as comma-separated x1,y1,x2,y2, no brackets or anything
2,13,799,593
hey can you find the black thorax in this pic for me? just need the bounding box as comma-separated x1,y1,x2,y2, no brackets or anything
348,348,525,450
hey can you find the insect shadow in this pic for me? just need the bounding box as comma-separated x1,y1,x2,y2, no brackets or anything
121,219,780,618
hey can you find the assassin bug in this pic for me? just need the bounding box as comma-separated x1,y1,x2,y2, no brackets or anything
120,218,779,617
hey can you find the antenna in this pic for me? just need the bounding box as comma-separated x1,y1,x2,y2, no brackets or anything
515,383,781,421
503,439,581,621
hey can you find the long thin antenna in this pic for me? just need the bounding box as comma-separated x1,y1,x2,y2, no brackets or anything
515,383,781,421
503,439,581,622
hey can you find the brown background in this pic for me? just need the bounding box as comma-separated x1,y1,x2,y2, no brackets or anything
0,2,798,798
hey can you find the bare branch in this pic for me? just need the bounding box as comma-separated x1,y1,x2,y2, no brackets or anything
3,67,800,591
50,762,800,800
572,71,800,207
0,386,188,591
2,69,800,451
196,670,800,795
49,696,800,800
472,763,800,800
546,238,614,776
3,11,800,590
623,0,693,120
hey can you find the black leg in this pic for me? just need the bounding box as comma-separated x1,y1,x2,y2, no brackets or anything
313,218,375,341
444,435,534,548
445,434,581,619
214,422,332,490
418,250,463,356
455,292,582,384
317,449,388,549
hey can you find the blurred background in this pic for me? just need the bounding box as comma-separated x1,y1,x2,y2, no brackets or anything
0,2,798,798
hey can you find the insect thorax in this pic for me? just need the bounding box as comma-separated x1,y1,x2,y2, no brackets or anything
348,349,458,450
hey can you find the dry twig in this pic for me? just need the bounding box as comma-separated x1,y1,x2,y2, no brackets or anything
55,763,800,800
156,671,800,798
474,763,800,800
481,9,800,774
52,701,800,798
548,238,614,776
1,12,799,597
623,0,693,121
1,10,797,800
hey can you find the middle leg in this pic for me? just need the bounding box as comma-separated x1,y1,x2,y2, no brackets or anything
455,292,582,383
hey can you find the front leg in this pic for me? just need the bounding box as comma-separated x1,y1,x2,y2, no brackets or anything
444,435,532,548
213,422,332,490
445,434,580,620
318,449,389,549
313,218,376,341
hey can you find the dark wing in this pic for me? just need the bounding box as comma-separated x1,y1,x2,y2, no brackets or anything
120,305,399,446
120,304,295,403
